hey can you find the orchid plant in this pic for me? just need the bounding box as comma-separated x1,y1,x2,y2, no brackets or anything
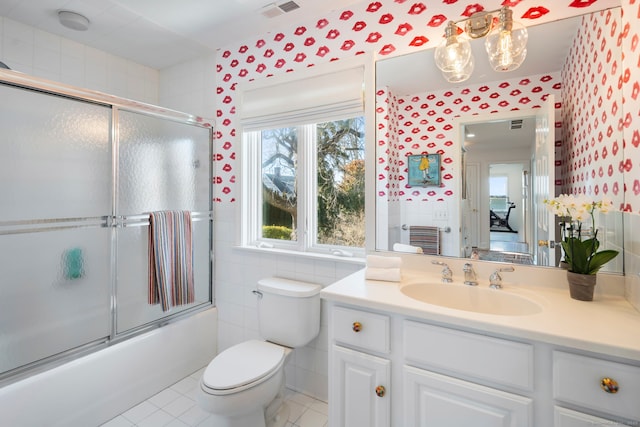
544,194,619,275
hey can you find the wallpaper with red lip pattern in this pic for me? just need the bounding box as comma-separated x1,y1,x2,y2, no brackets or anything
215,0,638,213
621,0,640,213
561,9,624,207
376,72,562,202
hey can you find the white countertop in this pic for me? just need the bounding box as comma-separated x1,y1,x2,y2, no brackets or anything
321,268,640,361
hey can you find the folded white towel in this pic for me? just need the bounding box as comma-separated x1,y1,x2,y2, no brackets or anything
393,243,423,254
365,267,401,282
366,254,402,269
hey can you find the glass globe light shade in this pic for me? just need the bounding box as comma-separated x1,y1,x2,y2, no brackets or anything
441,54,474,83
434,22,472,73
484,8,528,72
488,47,527,72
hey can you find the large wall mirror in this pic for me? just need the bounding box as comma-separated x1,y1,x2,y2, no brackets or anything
375,6,625,274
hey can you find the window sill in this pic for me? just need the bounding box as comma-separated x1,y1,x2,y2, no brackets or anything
232,245,367,265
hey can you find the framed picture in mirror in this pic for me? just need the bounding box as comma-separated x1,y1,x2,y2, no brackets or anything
407,153,441,187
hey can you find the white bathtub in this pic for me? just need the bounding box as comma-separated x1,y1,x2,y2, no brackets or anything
0,307,217,427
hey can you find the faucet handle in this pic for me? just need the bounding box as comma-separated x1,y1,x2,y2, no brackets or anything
489,266,515,289
431,260,453,283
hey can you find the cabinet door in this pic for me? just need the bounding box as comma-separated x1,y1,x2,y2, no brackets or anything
403,366,532,427
555,407,629,427
330,345,390,427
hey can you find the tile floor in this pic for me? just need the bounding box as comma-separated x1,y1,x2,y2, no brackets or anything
100,367,328,427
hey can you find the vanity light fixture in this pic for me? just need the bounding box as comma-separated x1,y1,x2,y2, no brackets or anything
434,6,528,83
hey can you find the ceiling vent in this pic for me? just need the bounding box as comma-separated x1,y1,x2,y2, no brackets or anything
510,119,524,130
261,1,300,18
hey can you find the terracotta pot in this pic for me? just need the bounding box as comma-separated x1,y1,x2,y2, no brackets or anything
559,261,569,270
566,271,597,301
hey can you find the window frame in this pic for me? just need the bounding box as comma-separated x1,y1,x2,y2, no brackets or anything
238,55,376,257
242,117,366,256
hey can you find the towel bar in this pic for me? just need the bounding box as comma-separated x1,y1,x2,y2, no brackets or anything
401,224,451,233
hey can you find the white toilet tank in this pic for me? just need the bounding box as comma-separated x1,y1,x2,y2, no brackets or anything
256,277,322,348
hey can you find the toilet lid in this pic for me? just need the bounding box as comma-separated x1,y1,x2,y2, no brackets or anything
202,340,285,390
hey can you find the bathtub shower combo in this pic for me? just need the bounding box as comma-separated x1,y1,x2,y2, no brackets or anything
0,70,213,386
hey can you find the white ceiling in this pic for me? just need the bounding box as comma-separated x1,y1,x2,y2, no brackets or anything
0,0,362,69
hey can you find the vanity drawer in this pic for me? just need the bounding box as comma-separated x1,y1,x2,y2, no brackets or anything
403,320,534,391
553,351,640,421
331,306,390,354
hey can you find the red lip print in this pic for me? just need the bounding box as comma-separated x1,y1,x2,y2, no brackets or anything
284,43,295,52
409,36,429,47
378,44,396,55
395,23,413,36
264,49,274,58
353,21,367,31
501,0,522,6
275,59,286,68
367,2,382,13
428,14,447,27
341,40,355,50
409,3,427,15
256,40,266,48
238,45,248,54
569,0,597,7
230,59,239,68
366,32,383,43
522,7,549,19
304,37,315,46
340,11,354,20
294,27,306,36
462,4,484,17
317,19,329,29
222,164,232,172
379,14,394,24
222,50,231,58
316,46,330,57
274,33,285,42
327,29,340,39
294,53,306,63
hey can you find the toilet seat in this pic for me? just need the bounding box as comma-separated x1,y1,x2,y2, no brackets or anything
201,340,286,395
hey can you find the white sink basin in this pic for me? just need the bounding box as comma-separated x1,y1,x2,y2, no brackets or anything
400,282,543,316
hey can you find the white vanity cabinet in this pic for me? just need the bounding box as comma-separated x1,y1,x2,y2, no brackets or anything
402,320,533,427
326,303,640,427
553,351,640,425
329,306,391,427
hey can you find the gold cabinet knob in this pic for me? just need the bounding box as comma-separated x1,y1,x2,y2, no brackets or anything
352,321,362,332
600,377,619,394
538,240,556,248
375,385,386,397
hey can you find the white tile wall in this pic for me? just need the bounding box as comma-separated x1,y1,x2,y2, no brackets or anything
0,16,158,104
624,212,640,311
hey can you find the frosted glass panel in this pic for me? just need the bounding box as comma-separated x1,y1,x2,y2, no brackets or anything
0,84,111,221
118,110,210,215
0,228,111,374
116,220,211,333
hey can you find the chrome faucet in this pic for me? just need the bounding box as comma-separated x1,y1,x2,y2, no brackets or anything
489,266,515,289
431,260,453,283
463,263,478,286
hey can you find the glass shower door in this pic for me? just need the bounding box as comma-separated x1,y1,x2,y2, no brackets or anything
115,109,211,333
0,84,112,375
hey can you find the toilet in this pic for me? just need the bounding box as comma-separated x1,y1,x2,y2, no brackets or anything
197,277,322,427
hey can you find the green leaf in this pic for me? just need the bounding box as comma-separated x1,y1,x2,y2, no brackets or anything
586,250,620,274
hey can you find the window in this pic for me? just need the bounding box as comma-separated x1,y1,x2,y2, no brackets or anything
244,116,365,253
239,57,371,255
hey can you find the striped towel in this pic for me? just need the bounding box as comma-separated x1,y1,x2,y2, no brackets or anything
149,211,194,311
409,226,440,255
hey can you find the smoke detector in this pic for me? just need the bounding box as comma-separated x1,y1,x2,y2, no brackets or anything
58,10,90,31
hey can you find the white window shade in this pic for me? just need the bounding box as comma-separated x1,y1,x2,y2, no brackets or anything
240,66,364,130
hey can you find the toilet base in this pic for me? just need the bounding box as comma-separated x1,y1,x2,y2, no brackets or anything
267,401,290,427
